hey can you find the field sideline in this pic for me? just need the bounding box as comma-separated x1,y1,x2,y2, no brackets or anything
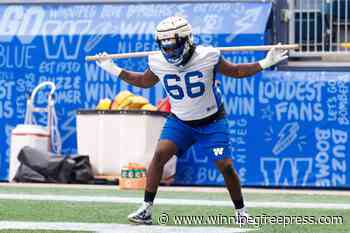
0,183,348,233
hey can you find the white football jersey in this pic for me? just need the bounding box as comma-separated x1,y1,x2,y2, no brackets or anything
149,45,223,121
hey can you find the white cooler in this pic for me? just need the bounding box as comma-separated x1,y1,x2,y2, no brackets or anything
10,124,50,181
76,110,176,181
8,81,61,182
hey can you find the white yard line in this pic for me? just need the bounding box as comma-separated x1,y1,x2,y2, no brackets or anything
0,221,254,233
1,183,350,196
0,183,119,190
242,188,350,196
0,193,349,209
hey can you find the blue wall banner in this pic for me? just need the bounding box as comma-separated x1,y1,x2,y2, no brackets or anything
5,2,347,189
175,71,350,188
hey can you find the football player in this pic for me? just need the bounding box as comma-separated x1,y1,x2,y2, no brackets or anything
96,16,288,225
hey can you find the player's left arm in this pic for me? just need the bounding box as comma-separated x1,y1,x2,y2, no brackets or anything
217,47,288,78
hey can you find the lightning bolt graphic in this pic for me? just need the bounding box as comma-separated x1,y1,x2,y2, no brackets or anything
272,122,299,155
61,110,76,144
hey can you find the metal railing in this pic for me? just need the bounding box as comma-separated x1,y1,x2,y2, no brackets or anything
288,0,350,56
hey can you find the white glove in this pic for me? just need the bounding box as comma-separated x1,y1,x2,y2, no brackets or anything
258,46,288,69
96,52,122,77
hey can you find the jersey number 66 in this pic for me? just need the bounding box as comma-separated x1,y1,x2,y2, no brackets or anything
163,71,205,100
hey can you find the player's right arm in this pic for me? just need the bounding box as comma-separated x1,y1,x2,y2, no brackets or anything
119,69,159,88
95,53,159,88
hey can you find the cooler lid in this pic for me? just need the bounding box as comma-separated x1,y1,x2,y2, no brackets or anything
12,124,49,136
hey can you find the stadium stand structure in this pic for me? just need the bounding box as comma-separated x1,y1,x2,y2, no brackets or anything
275,0,350,70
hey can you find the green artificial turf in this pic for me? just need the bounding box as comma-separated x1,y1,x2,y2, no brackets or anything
0,185,348,204
0,199,348,233
0,185,348,233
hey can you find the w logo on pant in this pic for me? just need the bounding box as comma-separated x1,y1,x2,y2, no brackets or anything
213,147,224,156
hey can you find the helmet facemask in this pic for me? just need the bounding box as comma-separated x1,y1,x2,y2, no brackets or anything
157,35,192,66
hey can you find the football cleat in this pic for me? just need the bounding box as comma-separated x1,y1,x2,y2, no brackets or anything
128,202,153,225
235,207,251,225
